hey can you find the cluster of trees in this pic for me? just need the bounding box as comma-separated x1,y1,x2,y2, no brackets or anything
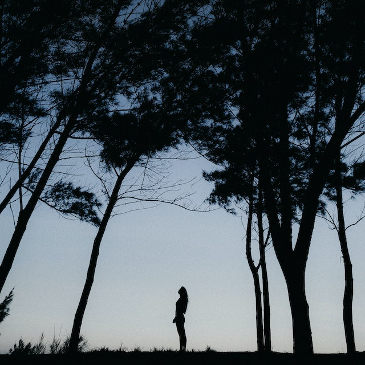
1,0,365,356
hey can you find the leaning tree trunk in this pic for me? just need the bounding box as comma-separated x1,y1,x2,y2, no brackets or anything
69,160,136,354
335,157,356,354
0,119,75,294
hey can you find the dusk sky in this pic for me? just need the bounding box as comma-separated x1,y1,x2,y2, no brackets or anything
1,150,365,354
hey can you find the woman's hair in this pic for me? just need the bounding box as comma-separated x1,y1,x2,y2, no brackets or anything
178,286,188,314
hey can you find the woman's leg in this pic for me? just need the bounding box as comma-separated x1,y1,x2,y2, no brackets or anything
181,325,186,351
176,322,187,351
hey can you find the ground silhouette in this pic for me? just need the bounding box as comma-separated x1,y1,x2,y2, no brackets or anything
1,350,365,365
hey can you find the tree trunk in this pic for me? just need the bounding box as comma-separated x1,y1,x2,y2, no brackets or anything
260,243,271,353
68,160,136,354
258,188,271,353
285,268,313,355
335,157,356,354
252,268,264,353
245,180,264,353
260,158,314,355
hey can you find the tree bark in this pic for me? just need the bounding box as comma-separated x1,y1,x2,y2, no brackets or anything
335,157,356,354
69,159,136,354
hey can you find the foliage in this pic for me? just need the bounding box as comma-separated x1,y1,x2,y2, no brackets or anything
0,289,14,324
0,0,73,114
324,158,365,202
42,181,102,226
88,108,180,171
0,122,22,147
22,170,102,226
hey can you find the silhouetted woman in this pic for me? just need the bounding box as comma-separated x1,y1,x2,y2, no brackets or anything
173,286,188,351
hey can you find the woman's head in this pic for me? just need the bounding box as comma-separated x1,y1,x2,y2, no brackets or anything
178,286,188,313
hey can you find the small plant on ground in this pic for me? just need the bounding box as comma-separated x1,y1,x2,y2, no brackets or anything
90,346,111,353
9,333,88,354
62,334,88,353
151,347,174,352
9,334,46,355
116,343,128,352
49,336,63,354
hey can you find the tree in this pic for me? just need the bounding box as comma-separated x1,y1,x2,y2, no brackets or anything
245,181,264,353
0,0,121,218
67,3,217,347
0,0,158,294
322,152,365,354
69,99,194,353
244,179,271,353
66,2,213,344
156,0,365,354
333,155,356,354
206,164,272,353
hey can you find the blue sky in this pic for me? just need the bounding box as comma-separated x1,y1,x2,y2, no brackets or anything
1,153,365,354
